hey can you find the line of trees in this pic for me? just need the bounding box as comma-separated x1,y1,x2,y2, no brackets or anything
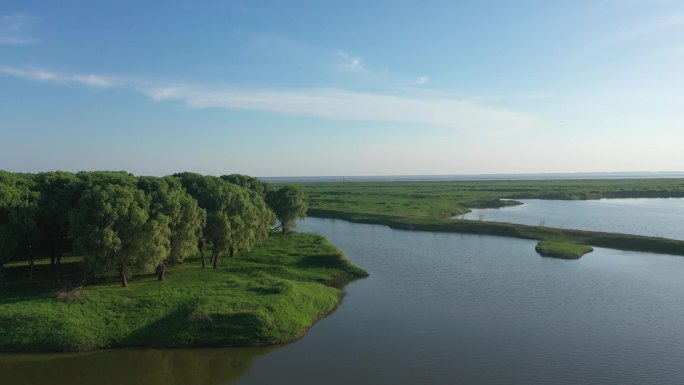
0,171,307,287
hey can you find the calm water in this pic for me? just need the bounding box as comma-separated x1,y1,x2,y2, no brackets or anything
4,215,684,384
458,198,684,240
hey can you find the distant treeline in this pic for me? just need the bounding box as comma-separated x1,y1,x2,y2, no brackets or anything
0,171,307,287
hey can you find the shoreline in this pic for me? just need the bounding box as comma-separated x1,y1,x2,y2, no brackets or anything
308,209,684,257
0,233,368,354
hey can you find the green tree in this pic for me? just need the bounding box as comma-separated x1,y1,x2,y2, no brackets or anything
137,176,206,280
230,190,274,256
202,183,250,268
35,171,81,279
175,173,272,267
71,184,170,287
76,170,137,188
0,172,41,281
267,185,307,234
220,174,272,198
174,173,225,268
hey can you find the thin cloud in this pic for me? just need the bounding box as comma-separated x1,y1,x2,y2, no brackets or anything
0,13,39,45
603,13,684,45
336,50,367,73
143,86,538,130
1,66,539,131
655,44,684,58
413,76,430,85
0,67,114,87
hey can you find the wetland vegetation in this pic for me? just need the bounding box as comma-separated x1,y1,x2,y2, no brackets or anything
302,179,684,257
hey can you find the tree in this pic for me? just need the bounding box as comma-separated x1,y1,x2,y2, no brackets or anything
71,184,170,287
201,183,251,268
137,176,206,280
230,190,274,256
77,170,137,188
174,173,225,268
220,174,272,198
0,172,41,281
35,171,81,280
175,173,272,267
267,185,307,234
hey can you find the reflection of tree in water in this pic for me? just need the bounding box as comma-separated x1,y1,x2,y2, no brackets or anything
0,346,275,385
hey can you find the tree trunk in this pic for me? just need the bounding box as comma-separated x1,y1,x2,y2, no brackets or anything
55,254,62,282
171,258,176,267
212,248,219,269
281,222,287,235
29,254,34,282
198,239,206,269
118,267,128,287
50,253,56,272
157,262,166,281
229,246,235,257
52,255,62,282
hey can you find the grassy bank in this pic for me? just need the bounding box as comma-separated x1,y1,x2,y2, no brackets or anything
0,233,368,353
302,179,684,257
308,208,684,257
535,241,594,259
303,178,684,218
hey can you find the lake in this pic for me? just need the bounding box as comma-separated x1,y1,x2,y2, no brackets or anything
4,209,684,384
458,198,684,240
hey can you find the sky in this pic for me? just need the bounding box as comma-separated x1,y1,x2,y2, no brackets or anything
1,0,684,177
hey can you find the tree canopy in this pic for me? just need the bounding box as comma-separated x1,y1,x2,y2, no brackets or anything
267,185,308,234
71,184,170,287
0,170,307,287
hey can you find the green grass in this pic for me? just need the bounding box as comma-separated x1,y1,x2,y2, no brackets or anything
301,179,684,257
302,178,684,218
535,241,594,259
0,233,368,353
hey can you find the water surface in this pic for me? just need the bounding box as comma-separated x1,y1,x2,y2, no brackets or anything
3,217,684,385
458,198,684,240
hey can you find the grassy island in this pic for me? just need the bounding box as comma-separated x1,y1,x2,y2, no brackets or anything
535,241,594,259
302,179,684,257
0,233,367,352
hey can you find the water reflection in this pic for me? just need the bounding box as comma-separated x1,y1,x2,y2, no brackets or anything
5,215,684,385
0,346,274,385
458,198,684,240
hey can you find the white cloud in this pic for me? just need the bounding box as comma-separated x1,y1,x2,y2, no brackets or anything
0,67,114,87
336,50,366,73
143,86,538,130
413,76,430,85
1,66,538,131
0,13,39,45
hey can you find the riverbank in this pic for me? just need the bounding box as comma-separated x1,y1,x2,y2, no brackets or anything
0,233,368,353
302,179,684,257
302,178,684,218
308,209,684,257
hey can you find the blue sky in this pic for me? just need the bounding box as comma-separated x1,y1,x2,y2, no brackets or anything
1,0,683,176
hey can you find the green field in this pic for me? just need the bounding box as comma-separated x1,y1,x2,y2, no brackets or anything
301,179,684,256
303,178,684,218
0,233,367,352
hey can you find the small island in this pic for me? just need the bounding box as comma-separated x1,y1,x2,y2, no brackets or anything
535,241,594,259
